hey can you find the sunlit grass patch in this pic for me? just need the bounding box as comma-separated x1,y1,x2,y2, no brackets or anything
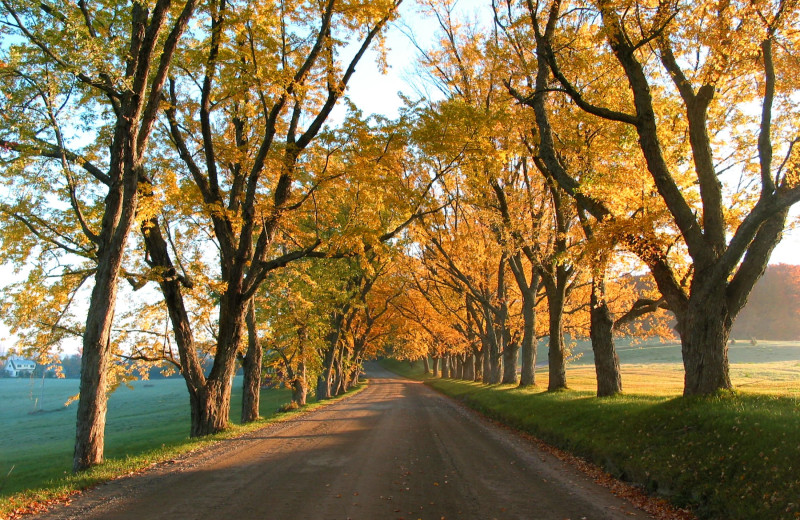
563,364,685,396
566,361,800,397
730,362,800,397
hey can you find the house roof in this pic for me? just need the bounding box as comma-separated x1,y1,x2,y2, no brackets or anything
6,358,36,368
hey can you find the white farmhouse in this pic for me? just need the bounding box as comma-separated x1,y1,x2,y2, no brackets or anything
3,358,36,377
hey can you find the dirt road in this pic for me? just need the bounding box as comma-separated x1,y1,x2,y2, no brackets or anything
35,364,656,520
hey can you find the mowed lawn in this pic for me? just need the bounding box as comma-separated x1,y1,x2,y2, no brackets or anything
0,377,291,498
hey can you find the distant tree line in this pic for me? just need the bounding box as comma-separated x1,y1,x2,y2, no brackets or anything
732,264,800,341
59,355,82,379
55,354,220,380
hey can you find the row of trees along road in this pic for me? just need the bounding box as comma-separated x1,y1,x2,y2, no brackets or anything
0,0,431,472
1,0,799,473
389,0,800,397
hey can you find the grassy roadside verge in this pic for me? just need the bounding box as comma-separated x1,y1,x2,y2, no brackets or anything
381,359,800,520
0,383,366,519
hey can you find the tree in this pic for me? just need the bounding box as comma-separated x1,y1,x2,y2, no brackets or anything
411,3,608,389
135,0,403,435
391,252,475,378
419,190,511,384
512,0,800,395
336,261,406,393
410,2,525,384
489,175,544,387
313,250,413,399
260,260,329,407
0,0,197,470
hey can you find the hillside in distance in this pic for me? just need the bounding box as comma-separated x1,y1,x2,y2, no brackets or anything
732,264,800,341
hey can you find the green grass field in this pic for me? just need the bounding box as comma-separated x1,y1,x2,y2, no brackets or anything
382,339,800,520
0,377,292,499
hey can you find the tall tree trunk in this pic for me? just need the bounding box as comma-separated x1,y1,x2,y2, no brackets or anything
499,263,516,384
291,351,308,406
316,372,330,401
317,341,337,401
441,355,450,378
519,294,537,388
291,326,308,406
188,298,245,436
432,356,439,377
332,359,343,396
336,366,349,395
464,354,475,381
466,299,483,382
502,341,519,384
190,294,246,436
333,345,350,396
189,375,235,436
482,337,491,383
317,348,336,400
73,277,115,472
486,323,503,384
241,301,262,423
680,212,786,395
591,276,622,397
680,285,733,395
682,323,731,395
189,363,234,437
516,263,541,388
422,357,430,374
490,348,502,383
473,348,483,382
74,164,138,472
490,259,508,385
545,279,567,391
292,370,308,407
